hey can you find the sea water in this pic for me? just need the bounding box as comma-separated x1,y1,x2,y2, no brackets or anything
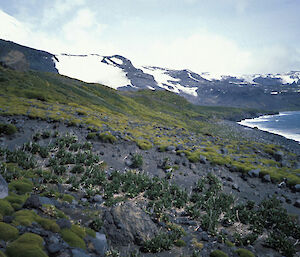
238,111,300,143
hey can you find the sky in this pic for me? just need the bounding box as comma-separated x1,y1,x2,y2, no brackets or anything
0,0,300,75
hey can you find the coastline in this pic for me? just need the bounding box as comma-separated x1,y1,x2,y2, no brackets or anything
238,111,300,144
220,119,300,154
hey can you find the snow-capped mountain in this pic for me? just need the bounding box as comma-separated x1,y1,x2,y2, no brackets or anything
0,39,300,110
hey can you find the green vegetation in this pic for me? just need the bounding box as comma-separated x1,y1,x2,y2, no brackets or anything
0,222,19,241
0,123,17,136
141,223,186,253
210,250,228,257
13,209,60,232
0,199,14,216
6,233,48,257
130,154,143,169
98,132,117,143
136,139,152,150
8,178,33,194
60,228,86,249
235,248,255,257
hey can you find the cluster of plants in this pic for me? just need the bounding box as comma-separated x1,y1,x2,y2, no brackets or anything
87,131,117,143
186,173,235,233
141,223,186,253
0,122,17,136
229,197,300,256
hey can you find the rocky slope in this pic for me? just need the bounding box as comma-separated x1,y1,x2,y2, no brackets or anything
0,116,299,257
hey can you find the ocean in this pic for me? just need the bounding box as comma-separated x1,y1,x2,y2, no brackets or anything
238,111,300,143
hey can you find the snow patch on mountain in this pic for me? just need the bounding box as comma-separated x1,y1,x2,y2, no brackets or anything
54,54,130,89
141,67,198,96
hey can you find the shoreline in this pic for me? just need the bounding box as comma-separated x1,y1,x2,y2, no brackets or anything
221,119,300,154
238,111,300,144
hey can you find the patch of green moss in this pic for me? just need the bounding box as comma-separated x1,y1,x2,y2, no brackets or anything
13,210,36,226
0,222,19,241
225,240,234,247
8,179,33,194
210,250,228,257
60,228,86,249
36,217,60,233
0,199,14,216
136,139,152,150
62,194,74,203
5,193,28,210
235,248,255,257
98,132,117,144
71,224,86,238
85,228,96,238
6,233,47,257
13,210,60,232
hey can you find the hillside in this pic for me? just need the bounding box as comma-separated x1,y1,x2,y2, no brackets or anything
0,65,299,257
1,39,300,111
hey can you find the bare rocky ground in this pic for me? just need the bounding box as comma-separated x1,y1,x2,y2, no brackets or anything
0,115,299,257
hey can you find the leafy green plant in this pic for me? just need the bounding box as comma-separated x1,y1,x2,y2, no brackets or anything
0,123,17,136
131,154,143,168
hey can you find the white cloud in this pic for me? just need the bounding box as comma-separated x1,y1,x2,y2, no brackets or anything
122,31,252,75
1,8,299,76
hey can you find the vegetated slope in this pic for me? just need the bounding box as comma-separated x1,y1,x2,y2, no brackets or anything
0,64,300,187
0,65,300,257
0,64,260,133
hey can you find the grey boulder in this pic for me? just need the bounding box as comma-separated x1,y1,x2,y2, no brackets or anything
0,175,8,199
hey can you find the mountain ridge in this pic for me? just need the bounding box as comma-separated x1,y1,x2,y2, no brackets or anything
1,38,300,111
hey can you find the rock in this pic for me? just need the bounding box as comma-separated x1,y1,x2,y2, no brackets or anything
189,163,196,170
176,145,184,151
174,159,181,165
232,184,240,191
47,243,64,254
294,184,300,192
125,159,133,167
274,150,284,161
93,194,103,203
71,249,90,257
277,196,285,203
199,155,207,164
200,232,209,241
174,217,197,226
248,169,260,178
39,196,60,207
0,175,8,199
262,174,271,183
56,218,71,229
165,168,173,173
220,148,228,155
3,216,14,223
24,195,41,209
49,235,60,244
294,199,300,208
90,233,108,257
278,181,286,188
166,145,176,151
226,176,233,182
103,202,158,246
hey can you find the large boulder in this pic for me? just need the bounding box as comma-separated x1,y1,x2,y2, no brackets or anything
103,202,158,246
0,175,8,199
90,233,108,257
